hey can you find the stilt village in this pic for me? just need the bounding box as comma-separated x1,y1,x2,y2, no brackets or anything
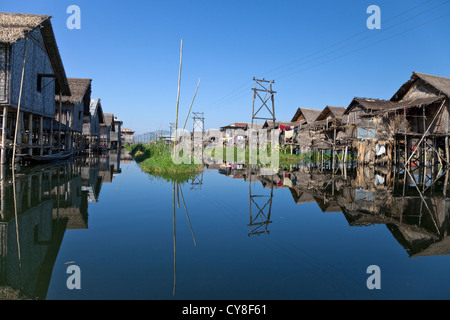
2,11,450,173
0,12,135,166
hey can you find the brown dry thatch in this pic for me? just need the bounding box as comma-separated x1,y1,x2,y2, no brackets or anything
291,107,322,124
0,12,71,96
346,96,445,114
315,105,346,121
392,72,450,101
58,78,92,104
0,12,50,43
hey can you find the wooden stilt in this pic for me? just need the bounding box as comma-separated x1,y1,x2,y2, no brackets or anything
28,113,33,156
49,118,53,155
1,106,8,165
39,116,43,156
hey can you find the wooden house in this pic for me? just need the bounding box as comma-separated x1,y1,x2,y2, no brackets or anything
343,72,449,166
390,72,450,166
289,107,322,153
101,113,114,149
121,128,135,145
344,96,444,140
110,116,122,149
220,123,248,143
56,78,92,153
308,106,347,151
291,107,322,127
83,98,104,151
0,12,71,163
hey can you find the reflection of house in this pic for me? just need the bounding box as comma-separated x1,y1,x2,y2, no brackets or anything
81,157,102,203
0,162,86,299
0,149,123,299
283,164,450,258
0,12,71,163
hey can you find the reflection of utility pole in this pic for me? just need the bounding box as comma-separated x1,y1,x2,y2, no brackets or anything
248,168,273,236
190,171,204,190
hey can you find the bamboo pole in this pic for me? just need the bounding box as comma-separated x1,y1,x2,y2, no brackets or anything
174,39,183,149
406,99,447,166
182,78,201,131
172,180,176,296
179,185,196,246
12,37,29,168
1,106,8,165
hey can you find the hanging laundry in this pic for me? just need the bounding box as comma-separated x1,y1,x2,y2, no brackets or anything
285,130,294,139
375,145,386,156
283,177,293,188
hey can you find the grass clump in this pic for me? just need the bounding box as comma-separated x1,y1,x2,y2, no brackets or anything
127,142,203,175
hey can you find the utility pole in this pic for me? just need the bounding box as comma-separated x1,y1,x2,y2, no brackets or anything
250,78,276,164
192,112,205,163
251,78,276,129
192,112,205,136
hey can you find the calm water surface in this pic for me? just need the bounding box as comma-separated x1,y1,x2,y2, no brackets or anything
1,151,450,300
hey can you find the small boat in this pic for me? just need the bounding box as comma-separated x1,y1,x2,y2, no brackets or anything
24,151,74,163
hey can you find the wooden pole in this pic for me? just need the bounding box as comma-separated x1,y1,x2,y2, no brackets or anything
12,37,29,168
39,116,44,156
49,117,53,155
1,106,8,165
58,92,62,151
28,113,33,156
407,99,447,166
182,78,201,131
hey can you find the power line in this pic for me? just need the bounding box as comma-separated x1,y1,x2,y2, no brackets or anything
266,0,450,80
257,0,437,79
275,10,450,81
205,0,448,111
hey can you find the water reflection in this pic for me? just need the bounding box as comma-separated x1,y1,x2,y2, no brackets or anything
0,151,122,299
216,162,450,258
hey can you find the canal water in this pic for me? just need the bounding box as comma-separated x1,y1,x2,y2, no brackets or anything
1,151,450,300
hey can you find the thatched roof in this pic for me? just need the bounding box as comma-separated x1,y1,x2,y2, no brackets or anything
345,96,445,115
0,12,49,43
0,12,71,96
392,72,450,101
291,107,322,124
58,78,91,104
315,106,346,121
103,113,115,130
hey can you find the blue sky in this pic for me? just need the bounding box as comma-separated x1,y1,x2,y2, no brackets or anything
4,0,450,134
